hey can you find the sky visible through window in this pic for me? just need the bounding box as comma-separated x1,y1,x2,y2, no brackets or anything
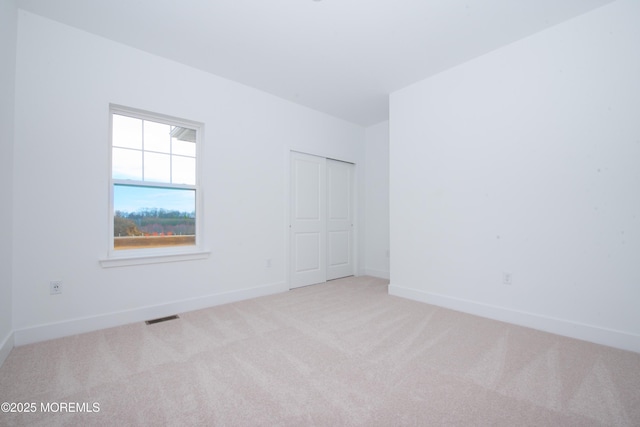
114,185,195,215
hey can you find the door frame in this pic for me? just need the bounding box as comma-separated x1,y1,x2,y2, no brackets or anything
286,149,359,290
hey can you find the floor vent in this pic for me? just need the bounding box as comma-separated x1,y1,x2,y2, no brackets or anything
145,315,179,325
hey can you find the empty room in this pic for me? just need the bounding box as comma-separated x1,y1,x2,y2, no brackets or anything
1,0,639,425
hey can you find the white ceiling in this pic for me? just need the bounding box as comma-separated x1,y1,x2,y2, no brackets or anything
18,0,613,126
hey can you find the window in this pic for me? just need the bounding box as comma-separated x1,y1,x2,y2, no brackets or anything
107,105,204,261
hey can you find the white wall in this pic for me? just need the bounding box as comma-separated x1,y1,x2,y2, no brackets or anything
389,0,640,353
364,121,390,279
0,0,17,365
12,11,364,345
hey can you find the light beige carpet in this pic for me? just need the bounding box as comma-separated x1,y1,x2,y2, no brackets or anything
1,276,639,426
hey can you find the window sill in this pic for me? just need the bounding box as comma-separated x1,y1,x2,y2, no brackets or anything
100,250,210,268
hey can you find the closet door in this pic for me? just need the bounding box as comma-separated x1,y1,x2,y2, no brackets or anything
290,152,327,288
326,159,354,280
290,152,354,288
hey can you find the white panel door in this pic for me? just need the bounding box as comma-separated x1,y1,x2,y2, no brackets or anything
327,159,354,280
290,152,327,288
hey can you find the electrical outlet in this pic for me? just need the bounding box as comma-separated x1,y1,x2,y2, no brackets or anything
265,258,272,268
503,273,512,286
50,280,63,295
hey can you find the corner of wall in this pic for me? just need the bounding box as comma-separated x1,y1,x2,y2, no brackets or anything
0,0,18,370
365,269,390,280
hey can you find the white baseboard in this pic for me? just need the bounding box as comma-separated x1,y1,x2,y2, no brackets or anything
0,329,14,368
14,281,288,346
388,284,640,354
364,269,390,280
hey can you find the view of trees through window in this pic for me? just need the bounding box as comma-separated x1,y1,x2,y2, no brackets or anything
114,209,195,249
114,208,195,237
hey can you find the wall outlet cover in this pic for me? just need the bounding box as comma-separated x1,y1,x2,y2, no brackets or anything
50,280,63,295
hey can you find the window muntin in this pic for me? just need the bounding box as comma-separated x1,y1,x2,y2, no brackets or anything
110,107,201,254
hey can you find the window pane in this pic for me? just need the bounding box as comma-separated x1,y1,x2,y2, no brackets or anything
144,120,171,153
112,114,142,149
172,136,196,156
113,185,196,250
172,155,196,185
144,152,170,182
112,148,142,180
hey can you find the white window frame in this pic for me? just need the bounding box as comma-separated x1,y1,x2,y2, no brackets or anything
101,104,208,268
